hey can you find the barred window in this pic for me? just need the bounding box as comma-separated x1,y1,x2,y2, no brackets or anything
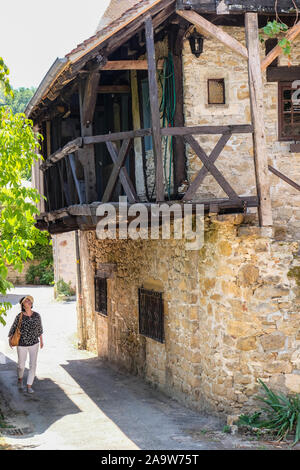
138,288,164,343
95,277,107,316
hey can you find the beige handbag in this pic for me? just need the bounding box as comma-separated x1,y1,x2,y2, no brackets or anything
10,312,23,347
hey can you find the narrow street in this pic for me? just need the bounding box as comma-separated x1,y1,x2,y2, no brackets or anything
0,286,290,450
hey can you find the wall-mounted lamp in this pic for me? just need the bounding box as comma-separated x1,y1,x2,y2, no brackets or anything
188,28,204,58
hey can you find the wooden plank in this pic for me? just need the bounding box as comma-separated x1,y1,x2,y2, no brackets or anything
40,137,83,170
82,71,100,127
269,165,300,192
78,79,98,203
245,12,273,226
106,141,138,204
101,60,164,70
266,66,300,82
69,154,84,204
261,21,300,72
176,9,248,59
182,132,232,201
57,160,66,208
145,15,164,201
184,134,241,201
131,70,147,201
161,124,253,136
290,143,300,153
65,154,77,205
102,139,133,203
84,129,152,145
97,85,130,93
170,23,187,194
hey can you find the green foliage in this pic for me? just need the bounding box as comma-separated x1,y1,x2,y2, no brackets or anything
222,425,231,434
237,411,262,427
29,234,53,263
25,261,54,286
263,20,289,37
0,87,36,115
260,20,291,57
55,279,76,299
0,58,13,98
0,57,45,324
25,233,54,286
238,380,300,445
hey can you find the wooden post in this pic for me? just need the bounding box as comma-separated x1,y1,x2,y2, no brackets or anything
245,12,273,227
131,69,147,201
32,124,45,213
78,75,99,203
169,24,187,194
145,15,164,202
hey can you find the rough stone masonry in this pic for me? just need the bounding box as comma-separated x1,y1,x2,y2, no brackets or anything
77,213,300,416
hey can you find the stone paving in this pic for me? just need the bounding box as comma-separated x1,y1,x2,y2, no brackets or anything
0,286,295,450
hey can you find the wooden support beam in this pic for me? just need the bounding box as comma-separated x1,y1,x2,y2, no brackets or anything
170,23,187,194
145,15,164,202
106,141,139,204
266,66,300,82
245,12,273,227
78,78,98,203
82,71,100,128
176,9,248,59
40,137,83,170
69,154,84,204
184,134,241,202
131,69,147,201
102,139,133,203
269,165,300,192
101,60,164,70
182,132,232,202
97,85,130,94
261,20,300,72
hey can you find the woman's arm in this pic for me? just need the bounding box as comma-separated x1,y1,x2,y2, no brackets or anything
39,335,44,349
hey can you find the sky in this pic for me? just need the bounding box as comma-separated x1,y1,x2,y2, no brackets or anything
0,0,111,89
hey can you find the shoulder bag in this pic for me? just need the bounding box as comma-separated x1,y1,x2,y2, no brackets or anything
10,312,23,347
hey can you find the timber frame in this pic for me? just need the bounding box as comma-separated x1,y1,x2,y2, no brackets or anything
29,0,300,234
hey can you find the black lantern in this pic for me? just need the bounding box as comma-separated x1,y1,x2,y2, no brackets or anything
188,28,204,58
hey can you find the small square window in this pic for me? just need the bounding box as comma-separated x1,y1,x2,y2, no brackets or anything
138,288,164,343
208,79,225,105
95,277,107,315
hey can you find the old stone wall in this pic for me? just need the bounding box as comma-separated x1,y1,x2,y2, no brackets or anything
6,260,40,285
182,27,300,240
52,232,77,291
78,214,300,415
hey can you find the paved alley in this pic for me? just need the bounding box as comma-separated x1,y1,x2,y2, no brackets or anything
0,286,291,451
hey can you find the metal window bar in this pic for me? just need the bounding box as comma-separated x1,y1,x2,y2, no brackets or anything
138,287,164,343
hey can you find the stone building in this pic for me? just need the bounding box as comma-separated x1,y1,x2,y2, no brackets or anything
28,0,300,416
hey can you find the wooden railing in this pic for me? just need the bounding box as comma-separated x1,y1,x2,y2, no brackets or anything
41,124,256,212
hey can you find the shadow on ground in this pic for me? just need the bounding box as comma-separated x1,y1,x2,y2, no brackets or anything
0,354,81,438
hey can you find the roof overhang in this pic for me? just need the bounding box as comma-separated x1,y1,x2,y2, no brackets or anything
26,0,175,120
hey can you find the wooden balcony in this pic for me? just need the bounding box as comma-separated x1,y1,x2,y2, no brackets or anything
36,123,261,234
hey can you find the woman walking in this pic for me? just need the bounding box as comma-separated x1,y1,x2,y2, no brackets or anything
8,295,43,394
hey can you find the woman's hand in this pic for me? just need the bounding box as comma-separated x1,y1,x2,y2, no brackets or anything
40,337,44,349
